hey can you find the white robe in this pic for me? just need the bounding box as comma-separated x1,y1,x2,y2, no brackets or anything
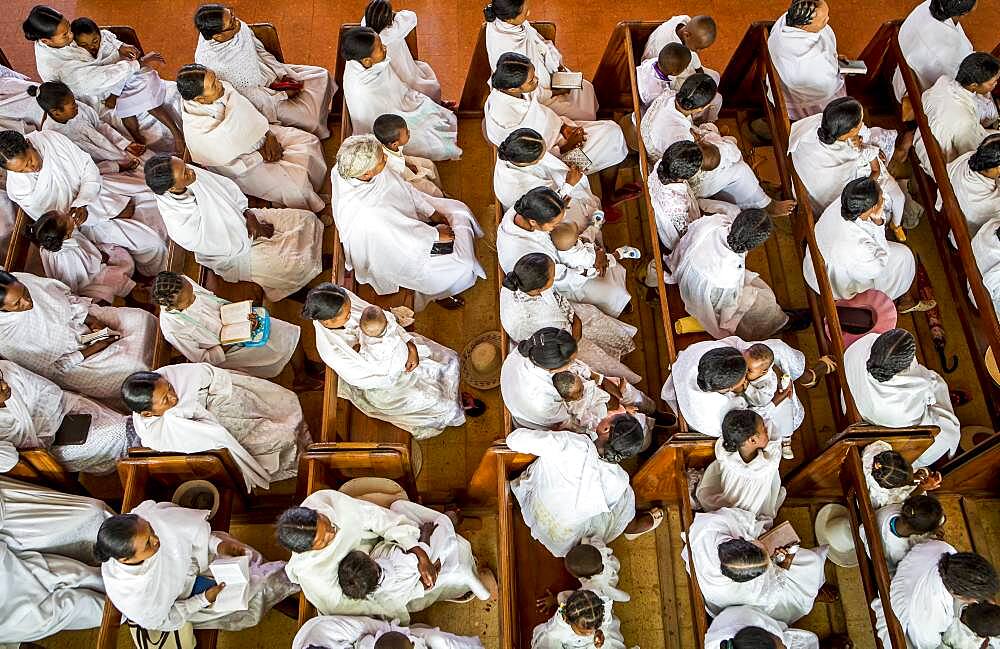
101,500,296,631
132,363,306,491
725,337,806,440
362,10,441,102
915,77,999,174
42,101,133,173
531,589,626,649
196,20,333,137
683,507,829,623
506,428,636,558
696,435,786,525
844,332,960,468
767,13,846,120
181,81,325,211
576,537,629,603
803,197,915,300
861,440,918,510
640,88,700,163
499,286,639,383
690,130,771,209
639,15,724,120
34,39,143,111
343,58,459,161
40,230,136,304
154,165,322,301
383,145,443,197
789,114,906,227
484,88,627,174
284,490,420,616
661,339,748,437
292,615,484,649
945,151,1000,240
704,605,820,649
0,73,45,132
972,216,1000,315
485,19,598,122
499,350,570,430
666,212,788,340
158,277,299,378
858,503,921,575
561,375,653,443
891,1,974,101
648,169,701,251
0,273,155,401
312,291,465,438
492,153,601,230
331,166,483,308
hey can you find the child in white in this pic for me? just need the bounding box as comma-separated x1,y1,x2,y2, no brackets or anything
532,589,626,649
548,221,637,317
564,538,630,603
552,370,653,445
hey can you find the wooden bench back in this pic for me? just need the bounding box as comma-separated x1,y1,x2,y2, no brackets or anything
249,23,283,62
102,26,144,56
2,208,34,273
458,22,556,116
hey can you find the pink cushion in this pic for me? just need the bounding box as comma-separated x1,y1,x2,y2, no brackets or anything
822,289,898,348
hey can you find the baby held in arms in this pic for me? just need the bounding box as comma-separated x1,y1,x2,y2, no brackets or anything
549,221,640,281
357,305,422,374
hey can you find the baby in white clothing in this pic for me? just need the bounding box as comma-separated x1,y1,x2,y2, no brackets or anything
549,222,639,281
552,370,654,449
565,538,630,603
358,306,423,378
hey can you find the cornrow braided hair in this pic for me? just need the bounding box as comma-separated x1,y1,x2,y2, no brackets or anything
870,449,912,489
560,590,605,631
939,552,1000,600
726,209,772,254
152,271,187,309
718,538,768,583
0,130,30,167
866,328,916,382
364,0,395,33
786,0,820,27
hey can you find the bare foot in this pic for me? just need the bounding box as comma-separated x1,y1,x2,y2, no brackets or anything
766,199,796,217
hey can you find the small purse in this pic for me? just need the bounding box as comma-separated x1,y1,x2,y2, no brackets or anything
127,620,197,649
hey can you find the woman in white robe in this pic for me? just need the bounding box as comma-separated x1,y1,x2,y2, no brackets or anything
532,589,626,649
892,0,975,102
292,615,485,649
0,271,156,401
195,6,334,138
36,218,137,304
484,1,598,122
341,27,459,161
0,67,44,132
640,15,723,120
500,329,584,430
683,507,830,623
304,283,482,439
278,489,422,616
640,77,719,162
789,99,907,229
123,362,307,491
844,329,960,468
98,500,298,631
500,252,639,383
0,360,129,475
667,209,790,340
727,336,809,444
362,2,442,103
973,216,1000,314
661,340,749,437
803,180,916,301
950,141,1000,240
767,0,846,120
145,155,323,302
154,274,299,379
178,65,325,212
703,605,821,649
332,135,484,310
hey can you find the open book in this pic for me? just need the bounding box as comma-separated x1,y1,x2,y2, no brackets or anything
758,520,801,556
551,71,584,90
208,554,251,612
219,301,269,346
78,327,120,347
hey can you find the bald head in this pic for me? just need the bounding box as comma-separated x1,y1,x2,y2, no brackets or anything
374,632,413,649
359,305,388,337
681,15,717,51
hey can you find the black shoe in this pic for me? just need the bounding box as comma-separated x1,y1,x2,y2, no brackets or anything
653,410,677,428
461,392,487,417
780,309,813,332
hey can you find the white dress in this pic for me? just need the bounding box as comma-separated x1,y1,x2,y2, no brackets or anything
154,165,323,301
802,197,915,300
915,77,999,174
575,537,630,603
40,229,137,304
861,440,918,510
948,151,1000,239
499,351,571,430
292,615,484,649
696,435,785,526
973,216,1000,315
158,277,299,378
640,15,724,120
703,605,820,649
492,153,601,231
891,0,974,101
362,10,441,102
383,145,443,197
196,20,334,138
858,503,920,575
41,100,135,173
531,589,626,649
312,290,466,439
661,339,749,437
682,507,829,623
0,273,156,402
132,363,307,491
690,130,771,209
506,428,636,558
331,166,484,310
767,13,846,120
844,333,961,468
640,88,698,163
0,70,44,132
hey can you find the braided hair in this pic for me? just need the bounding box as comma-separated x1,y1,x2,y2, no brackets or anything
491,52,533,90
721,410,762,453
193,4,227,40
658,141,703,183
276,507,320,552
26,211,68,252
727,209,772,254
144,154,176,194
840,177,881,222
818,97,863,145
364,0,395,33
26,81,72,115
516,327,577,369
697,347,747,392
0,130,30,168
675,73,717,111
152,271,187,309
870,449,912,489
786,0,820,27
969,135,1000,173
601,414,644,463
561,590,605,631
939,552,1000,600
866,328,917,382
718,538,768,582
498,128,547,164
176,64,209,101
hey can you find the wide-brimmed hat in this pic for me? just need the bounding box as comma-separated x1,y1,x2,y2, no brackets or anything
172,480,220,520
815,503,858,567
339,477,409,508
461,331,502,390
986,346,1000,386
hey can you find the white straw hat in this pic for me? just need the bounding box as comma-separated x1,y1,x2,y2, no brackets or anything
815,503,859,568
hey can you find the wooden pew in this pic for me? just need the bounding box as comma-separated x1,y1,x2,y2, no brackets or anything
250,23,284,62
458,22,556,116
293,442,417,627
95,451,245,649
2,449,87,494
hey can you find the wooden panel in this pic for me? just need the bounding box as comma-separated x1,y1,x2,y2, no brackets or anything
250,23,283,62
458,22,556,116
300,442,415,496
3,208,33,272
941,433,1000,495
102,26,144,56
0,47,11,71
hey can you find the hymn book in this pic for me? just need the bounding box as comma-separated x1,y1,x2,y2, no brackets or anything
208,554,251,612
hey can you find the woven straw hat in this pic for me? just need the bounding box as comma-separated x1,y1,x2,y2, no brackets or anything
461,331,503,390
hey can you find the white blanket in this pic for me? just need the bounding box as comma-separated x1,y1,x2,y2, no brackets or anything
767,13,845,120
891,0,973,101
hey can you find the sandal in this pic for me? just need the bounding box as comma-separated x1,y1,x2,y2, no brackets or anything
462,391,487,417
624,507,664,541
801,355,837,388
436,296,465,310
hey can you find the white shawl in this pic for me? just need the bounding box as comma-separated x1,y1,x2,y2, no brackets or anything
496,207,587,297
916,77,997,172
492,153,599,214
889,539,959,649
695,432,785,524
499,351,569,429
0,360,65,452
42,100,130,169
101,500,213,630
947,151,1000,239
660,339,748,436
973,216,1000,313
131,363,270,491
704,605,820,649
34,40,138,100
486,19,562,104
640,88,695,162
484,87,564,149
182,81,269,167
195,21,285,91
363,10,441,101
39,230,109,296
862,440,918,510
766,13,844,120
892,0,973,101
0,74,45,132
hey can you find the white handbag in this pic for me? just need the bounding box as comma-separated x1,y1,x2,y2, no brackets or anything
127,621,197,649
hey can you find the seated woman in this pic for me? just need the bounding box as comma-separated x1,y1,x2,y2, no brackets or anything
303,283,484,439
640,15,722,117
703,605,825,649
177,64,325,212
974,215,1000,314
915,52,999,173
641,74,719,162
121,363,308,491
292,615,485,649
532,589,625,649
507,412,661,557
789,97,910,233
500,253,639,383
0,359,129,475
341,27,459,161
695,410,785,526
861,439,942,510
497,188,631,317
844,329,960,468
892,0,976,102
859,494,944,575
24,6,184,152
484,53,633,219
803,178,920,303
667,207,800,340
373,113,444,197
0,270,156,402
336,500,492,622
362,0,443,103
553,370,657,443
683,507,833,623
332,135,484,310
662,342,748,437
97,500,298,632
767,0,845,120
194,3,334,138
485,0,597,122
277,489,422,615
152,272,307,382
0,64,44,132
944,602,1000,649
954,136,1000,240
494,128,602,230
144,154,323,302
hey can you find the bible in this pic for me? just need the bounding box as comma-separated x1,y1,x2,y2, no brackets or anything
551,71,584,89
219,301,270,346
839,59,868,76
758,520,801,556
208,554,251,612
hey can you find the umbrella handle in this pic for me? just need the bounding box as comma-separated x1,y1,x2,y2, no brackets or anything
937,347,959,374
